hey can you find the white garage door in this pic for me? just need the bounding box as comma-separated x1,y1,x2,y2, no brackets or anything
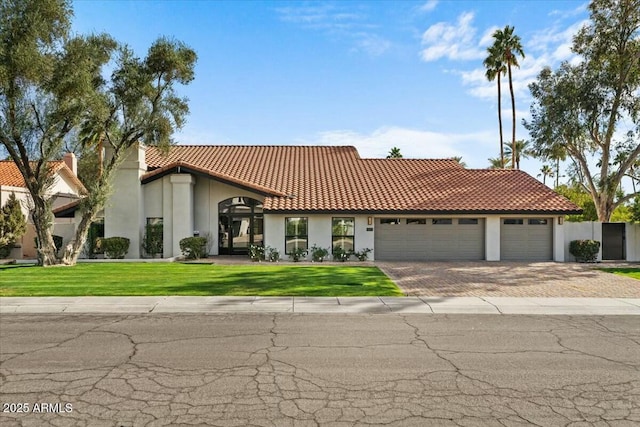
500,218,553,261
375,218,485,261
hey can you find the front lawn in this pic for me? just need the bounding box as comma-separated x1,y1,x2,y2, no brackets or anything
600,268,640,280
0,263,402,297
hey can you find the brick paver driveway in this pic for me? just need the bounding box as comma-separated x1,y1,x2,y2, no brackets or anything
376,262,640,297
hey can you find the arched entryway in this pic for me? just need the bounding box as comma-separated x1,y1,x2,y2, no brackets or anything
218,197,263,255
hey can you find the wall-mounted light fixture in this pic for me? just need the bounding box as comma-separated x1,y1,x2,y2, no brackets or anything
558,216,564,225
367,216,373,225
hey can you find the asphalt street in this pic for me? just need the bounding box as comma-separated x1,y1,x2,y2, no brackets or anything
1,313,639,426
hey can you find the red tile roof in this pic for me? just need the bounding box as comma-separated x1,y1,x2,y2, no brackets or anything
0,160,85,193
144,145,581,214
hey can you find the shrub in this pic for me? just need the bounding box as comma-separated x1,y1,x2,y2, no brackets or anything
102,237,130,259
179,237,207,260
569,239,600,263
248,244,265,262
142,223,164,257
288,247,307,262
266,246,280,262
332,246,352,262
353,248,372,261
310,244,329,262
0,192,27,258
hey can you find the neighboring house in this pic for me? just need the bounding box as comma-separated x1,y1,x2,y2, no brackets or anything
105,144,582,261
0,154,85,258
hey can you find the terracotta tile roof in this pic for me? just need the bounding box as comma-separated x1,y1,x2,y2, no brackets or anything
0,160,85,193
144,145,581,214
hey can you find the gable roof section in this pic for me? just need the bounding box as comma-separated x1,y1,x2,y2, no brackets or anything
0,160,86,193
144,145,581,214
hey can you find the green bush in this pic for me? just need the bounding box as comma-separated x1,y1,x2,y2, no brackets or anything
353,248,372,261
248,244,265,262
0,192,27,258
332,246,352,262
266,246,280,262
179,237,207,260
310,244,329,262
569,239,600,263
102,237,130,259
288,247,307,262
142,223,164,257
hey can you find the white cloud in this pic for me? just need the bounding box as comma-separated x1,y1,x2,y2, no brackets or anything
420,12,485,62
297,126,495,166
275,4,390,57
419,0,439,13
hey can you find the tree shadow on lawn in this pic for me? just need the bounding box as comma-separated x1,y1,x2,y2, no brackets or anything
161,268,401,296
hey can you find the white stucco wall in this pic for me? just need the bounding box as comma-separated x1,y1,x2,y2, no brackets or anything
104,144,146,258
553,218,565,262
485,216,500,261
628,223,640,262
563,221,603,262
264,214,373,261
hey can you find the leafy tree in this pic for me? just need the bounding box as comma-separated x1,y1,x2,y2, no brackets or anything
386,147,403,158
488,157,508,169
631,197,640,222
538,164,555,186
555,184,598,222
1,0,197,265
526,0,640,221
0,0,116,265
488,26,525,169
62,37,197,265
0,192,27,258
483,44,507,168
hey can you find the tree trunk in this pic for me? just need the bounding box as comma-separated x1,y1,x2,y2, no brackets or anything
497,74,505,168
61,212,94,265
555,158,560,188
508,63,517,169
31,195,58,266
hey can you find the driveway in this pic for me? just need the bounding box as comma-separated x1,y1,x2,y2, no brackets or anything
376,262,640,297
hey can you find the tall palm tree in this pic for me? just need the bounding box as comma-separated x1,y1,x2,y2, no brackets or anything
503,139,531,170
490,26,525,169
483,44,507,168
538,164,554,185
488,157,508,169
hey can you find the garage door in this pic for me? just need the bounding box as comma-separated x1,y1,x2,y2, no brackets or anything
500,218,553,261
375,218,485,261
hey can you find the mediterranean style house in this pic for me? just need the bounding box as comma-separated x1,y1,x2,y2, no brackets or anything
103,143,582,262
0,154,85,258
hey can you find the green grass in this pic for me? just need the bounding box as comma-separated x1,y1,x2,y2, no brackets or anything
0,263,402,297
600,268,640,280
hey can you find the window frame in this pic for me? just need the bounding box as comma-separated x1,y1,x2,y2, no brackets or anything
284,217,308,254
332,217,355,253
432,218,453,225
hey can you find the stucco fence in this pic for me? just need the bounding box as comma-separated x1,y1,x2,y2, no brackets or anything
564,221,640,262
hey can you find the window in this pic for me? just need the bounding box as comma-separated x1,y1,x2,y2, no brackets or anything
503,219,524,225
459,218,479,225
528,219,548,225
380,218,401,225
285,217,308,254
332,217,355,252
407,218,426,225
432,219,452,225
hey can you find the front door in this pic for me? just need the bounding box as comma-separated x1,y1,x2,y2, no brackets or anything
218,197,264,255
602,223,625,260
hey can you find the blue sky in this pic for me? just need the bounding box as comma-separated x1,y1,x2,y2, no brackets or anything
72,0,589,180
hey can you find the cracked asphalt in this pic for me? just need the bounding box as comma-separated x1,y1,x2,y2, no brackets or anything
1,313,639,426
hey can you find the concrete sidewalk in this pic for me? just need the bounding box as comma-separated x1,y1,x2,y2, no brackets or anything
1,296,639,315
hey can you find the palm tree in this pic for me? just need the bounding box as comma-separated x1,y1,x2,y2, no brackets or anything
488,157,508,169
490,26,525,169
451,156,466,168
503,139,531,170
538,165,554,185
386,147,403,158
483,44,507,168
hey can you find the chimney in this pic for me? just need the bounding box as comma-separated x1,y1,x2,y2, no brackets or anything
63,152,77,175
